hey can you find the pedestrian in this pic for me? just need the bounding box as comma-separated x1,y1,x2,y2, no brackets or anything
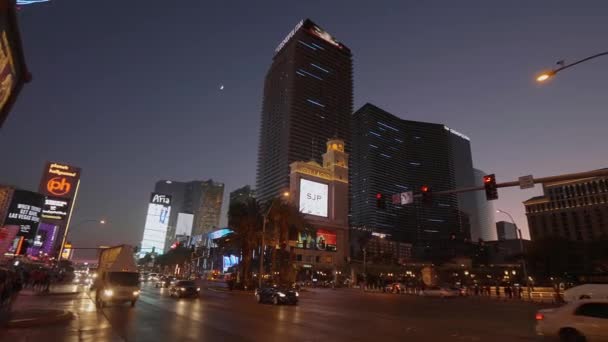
518,286,523,299
495,285,500,298
506,285,512,299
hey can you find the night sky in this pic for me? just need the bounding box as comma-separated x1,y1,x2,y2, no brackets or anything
1,1,607,259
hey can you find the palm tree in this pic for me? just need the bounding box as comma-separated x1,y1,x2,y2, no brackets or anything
227,198,262,287
266,199,309,284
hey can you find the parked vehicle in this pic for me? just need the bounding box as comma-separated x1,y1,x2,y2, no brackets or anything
420,286,460,298
255,286,299,305
564,284,608,302
168,280,200,298
535,300,608,341
94,245,140,308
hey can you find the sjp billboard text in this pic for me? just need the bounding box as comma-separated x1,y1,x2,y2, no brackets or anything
39,162,81,199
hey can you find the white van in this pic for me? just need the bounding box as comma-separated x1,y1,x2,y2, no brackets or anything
563,284,608,302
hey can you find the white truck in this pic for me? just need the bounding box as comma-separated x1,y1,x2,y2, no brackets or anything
95,245,140,308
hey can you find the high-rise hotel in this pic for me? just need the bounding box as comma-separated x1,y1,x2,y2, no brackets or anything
256,19,353,203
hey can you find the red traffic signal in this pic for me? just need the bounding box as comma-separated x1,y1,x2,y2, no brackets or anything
483,174,498,200
420,185,432,205
376,193,386,209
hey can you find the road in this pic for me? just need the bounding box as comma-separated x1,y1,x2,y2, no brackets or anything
2,283,553,341
105,283,549,341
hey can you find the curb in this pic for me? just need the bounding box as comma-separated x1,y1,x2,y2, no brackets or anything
206,287,253,295
19,291,80,297
6,310,74,329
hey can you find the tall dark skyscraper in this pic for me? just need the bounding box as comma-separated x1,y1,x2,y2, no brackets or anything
256,19,353,204
350,103,475,259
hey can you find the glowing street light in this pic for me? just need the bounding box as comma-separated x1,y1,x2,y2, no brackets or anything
535,51,608,83
536,71,555,82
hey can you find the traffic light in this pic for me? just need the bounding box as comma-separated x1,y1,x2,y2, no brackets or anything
376,193,386,209
483,174,498,200
420,185,432,205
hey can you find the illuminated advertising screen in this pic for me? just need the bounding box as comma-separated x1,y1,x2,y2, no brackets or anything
26,222,57,256
175,213,193,236
299,179,328,217
296,228,337,252
41,196,70,221
0,2,29,128
4,189,44,241
140,193,171,256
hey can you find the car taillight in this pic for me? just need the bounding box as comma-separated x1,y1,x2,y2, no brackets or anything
535,313,544,321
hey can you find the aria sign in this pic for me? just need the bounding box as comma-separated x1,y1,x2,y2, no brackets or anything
150,193,171,205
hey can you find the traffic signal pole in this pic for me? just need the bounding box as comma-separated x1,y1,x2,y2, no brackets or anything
409,168,608,199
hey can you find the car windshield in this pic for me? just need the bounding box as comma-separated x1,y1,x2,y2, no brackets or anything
177,281,196,286
108,272,139,286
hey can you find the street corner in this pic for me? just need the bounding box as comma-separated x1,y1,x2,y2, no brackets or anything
5,309,74,329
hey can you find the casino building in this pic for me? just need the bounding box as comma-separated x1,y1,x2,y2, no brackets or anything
288,138,350,273
256,19,353,204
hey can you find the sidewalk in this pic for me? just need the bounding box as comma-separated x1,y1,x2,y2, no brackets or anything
0,286,122,342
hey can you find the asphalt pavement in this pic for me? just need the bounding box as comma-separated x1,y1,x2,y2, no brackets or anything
0,282,555,342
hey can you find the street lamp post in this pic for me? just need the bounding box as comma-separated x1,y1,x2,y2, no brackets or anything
58,219,106,260
536,50,608,82
258,192,289,289
496,209,529,287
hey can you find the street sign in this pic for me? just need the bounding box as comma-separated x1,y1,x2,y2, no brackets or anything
519,175,535,189
400,191,414,205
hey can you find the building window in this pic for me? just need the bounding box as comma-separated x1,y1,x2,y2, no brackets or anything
298,69,323,80
310,63,330,73
306,99,325,107
298,40,317,51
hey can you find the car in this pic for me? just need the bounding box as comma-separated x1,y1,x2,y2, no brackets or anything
168,280,200,298
535,299,608,341
155,276,174,288
564,284,608,302
420,286,460,298
255,286,299,305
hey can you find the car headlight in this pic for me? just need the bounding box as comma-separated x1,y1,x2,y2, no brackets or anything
295,292,299,297
103,289,114,297
278,292,286,297
180,287,186,291
133,290,140,296
197,288,201,291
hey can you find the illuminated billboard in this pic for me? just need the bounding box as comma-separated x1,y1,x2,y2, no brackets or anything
295,228,337,252
0,1,30,128
299,179,328,217
140,193,171,256
175,213,193,236
26,222,57,256
41,197,70,221
4,189,44,241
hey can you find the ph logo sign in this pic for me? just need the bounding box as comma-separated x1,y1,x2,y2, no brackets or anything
47,177,72,196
